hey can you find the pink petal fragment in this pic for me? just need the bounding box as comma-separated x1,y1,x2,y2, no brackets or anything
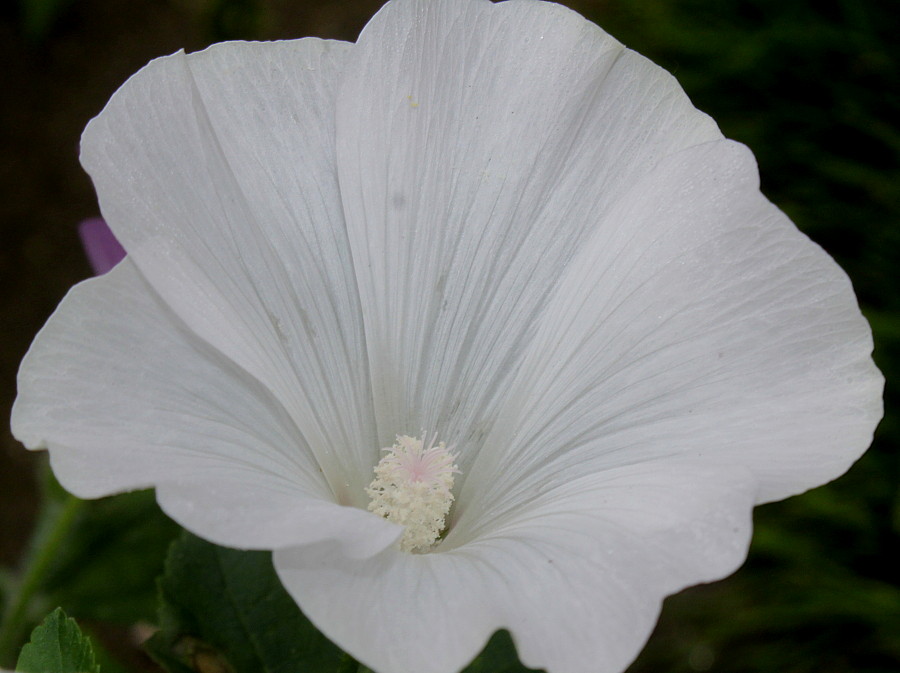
78,217,126,275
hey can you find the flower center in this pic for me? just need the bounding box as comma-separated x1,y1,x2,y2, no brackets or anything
366,434,459,553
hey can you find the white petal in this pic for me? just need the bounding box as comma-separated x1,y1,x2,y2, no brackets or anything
274,460,756,673
12,261,398,554
80,39,378,505
336,0,722,461
156,478,399,557
459,140,882,538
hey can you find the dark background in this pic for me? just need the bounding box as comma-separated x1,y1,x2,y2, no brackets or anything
1,1,898,672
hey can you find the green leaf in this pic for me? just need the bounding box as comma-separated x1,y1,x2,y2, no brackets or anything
146,532,344,673
15,608,99,673
461,630,542,673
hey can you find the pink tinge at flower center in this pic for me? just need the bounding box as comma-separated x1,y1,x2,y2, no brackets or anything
366,435,460,553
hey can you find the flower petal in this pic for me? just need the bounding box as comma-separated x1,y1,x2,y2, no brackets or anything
458,139,882,539
336,0,722,461
12,260,398,554
155,478,399,558
274,460,756,673
80,38,378,504
77,217,126,275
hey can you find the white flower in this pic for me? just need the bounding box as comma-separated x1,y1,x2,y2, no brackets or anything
12,1,882,672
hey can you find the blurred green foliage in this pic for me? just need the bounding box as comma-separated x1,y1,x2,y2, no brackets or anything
15,0,73,41
39,489,181,626
0,466,178,669
25,467,180,628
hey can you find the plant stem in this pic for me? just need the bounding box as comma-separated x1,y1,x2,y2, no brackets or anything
0,494,84,665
